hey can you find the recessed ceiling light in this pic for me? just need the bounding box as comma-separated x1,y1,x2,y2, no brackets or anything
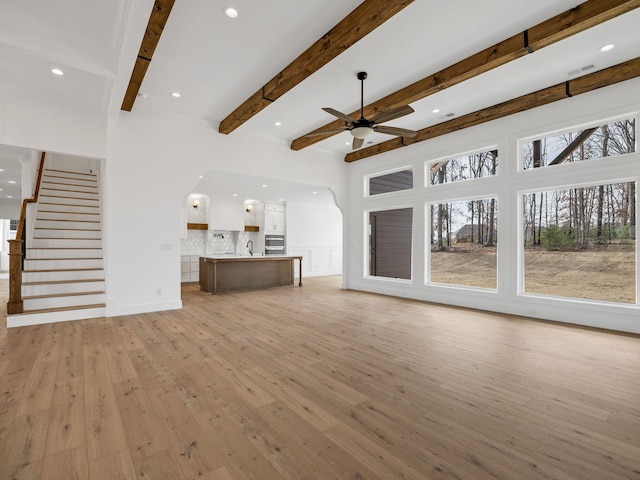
224,7,238,18
171,92,181,98
432,108,440,114
51,68,64,76
312,191,318,194
600,44,615,52
274,121,282,126
7,196,12,198
232,193,238,197
345,142,350,145
0,169,4,172
8,181,16,184
262,184,268,188
199,175,203,179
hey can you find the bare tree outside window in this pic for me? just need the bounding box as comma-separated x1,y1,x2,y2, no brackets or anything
522,118,635,170
428,148,498,185
522,181,636,303
429,198,498,289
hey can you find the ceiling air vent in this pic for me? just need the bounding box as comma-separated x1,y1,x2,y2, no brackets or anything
568,64,595,76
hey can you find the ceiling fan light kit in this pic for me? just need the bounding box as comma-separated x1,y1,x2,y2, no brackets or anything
351,126,374,139
314,72,418,150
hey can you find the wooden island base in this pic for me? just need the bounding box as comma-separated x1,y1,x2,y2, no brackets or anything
200,255,302,294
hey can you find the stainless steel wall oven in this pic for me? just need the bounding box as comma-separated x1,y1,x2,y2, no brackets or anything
264,234,285,255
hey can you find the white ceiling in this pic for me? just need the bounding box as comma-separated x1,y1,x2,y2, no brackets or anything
1,0,639,204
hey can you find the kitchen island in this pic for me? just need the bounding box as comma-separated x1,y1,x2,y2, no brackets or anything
199,255,303,294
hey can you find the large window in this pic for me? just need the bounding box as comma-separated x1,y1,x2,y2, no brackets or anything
522,181,636,303
522,117,635,170
429,198,498,288
368,208,413,280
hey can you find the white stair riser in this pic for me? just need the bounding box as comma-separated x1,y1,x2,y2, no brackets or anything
37,211,101,221
30,238,102,248
34,229,102,239
23,269,104,282
27,248,103,259
41,177,98,189
24,258,104,270
38,196,99,207
34,220,101,230
24,293,106,311
40,182,98,194
7,307,106,327
43,171,97,183
37,203,99,214
39,189,98,201
23,281,105,296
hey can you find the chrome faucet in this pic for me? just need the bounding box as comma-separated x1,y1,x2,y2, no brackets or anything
246,240,253,256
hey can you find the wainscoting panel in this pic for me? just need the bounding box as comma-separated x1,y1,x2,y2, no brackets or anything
289,246,342,277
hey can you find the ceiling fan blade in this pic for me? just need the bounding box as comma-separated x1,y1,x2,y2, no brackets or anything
374,125,418,138
352,137,364,150
304,128,348,137
370,105,414,124
322,107,356,124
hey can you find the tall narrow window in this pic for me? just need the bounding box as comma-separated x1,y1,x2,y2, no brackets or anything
522,181,636,303
369,208,413,280
429,198,498,289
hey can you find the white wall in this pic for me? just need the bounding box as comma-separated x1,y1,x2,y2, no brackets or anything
0,201,21,220
104,108,347,316
344,76,640,334
287,203,342,277
0,91,106,159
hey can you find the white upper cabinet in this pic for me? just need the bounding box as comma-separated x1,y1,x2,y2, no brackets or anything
264,203,285,233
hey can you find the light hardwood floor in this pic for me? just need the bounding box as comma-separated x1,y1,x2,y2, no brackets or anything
1,276,639,479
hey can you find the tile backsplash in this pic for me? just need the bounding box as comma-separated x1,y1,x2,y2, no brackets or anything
181,230,258,256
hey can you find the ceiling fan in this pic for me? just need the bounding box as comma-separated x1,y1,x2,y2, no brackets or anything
307,71,418,150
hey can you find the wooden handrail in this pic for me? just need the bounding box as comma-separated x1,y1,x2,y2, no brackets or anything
7,152,46,315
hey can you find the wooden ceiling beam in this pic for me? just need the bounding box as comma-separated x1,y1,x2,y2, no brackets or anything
345,57,640,162
292,0,640,151
218,0,414,135
121,0,176,112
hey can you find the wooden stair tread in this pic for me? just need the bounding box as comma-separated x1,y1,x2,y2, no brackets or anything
27,247,103,250
23,291,105,300
34,228,101,231
24,257,104,261
19,303,106,315
45,168,97,177
24,268,104,273
38,209,100,216
35,218,100,222
39,202,99,207
42,180,97,185
38,194,99,200
32,238,102,240
23,279,104,286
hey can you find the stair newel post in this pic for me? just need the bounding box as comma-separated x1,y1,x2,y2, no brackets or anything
7,238,24,314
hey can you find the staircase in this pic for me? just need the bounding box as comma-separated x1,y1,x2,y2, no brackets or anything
13,168,106,325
